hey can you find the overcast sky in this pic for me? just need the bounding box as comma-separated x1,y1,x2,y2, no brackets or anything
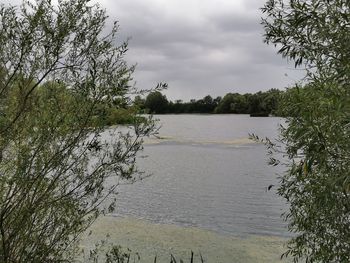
97,0,306,100
4,0,305,100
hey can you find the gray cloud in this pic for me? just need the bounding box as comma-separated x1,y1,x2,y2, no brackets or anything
3,0,305,100
99,0,305,100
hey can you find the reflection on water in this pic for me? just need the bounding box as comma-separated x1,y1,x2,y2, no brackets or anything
112,114,288,237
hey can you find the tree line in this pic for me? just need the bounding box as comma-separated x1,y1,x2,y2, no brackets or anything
134,89,282,116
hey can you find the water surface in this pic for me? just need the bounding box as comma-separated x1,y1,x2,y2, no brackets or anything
113,114,288,237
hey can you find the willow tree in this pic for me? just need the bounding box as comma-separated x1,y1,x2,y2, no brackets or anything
0,0,157,262
262,0,350,262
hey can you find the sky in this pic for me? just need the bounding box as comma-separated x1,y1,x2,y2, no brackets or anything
3,0,305,101
97,0,305,100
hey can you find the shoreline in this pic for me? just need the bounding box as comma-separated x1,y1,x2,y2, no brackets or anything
81,216,291,263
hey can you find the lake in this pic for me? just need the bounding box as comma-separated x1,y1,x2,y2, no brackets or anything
113,114,288,238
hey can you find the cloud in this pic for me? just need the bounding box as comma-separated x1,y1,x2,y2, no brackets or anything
98,0,304,100
3,0,305,100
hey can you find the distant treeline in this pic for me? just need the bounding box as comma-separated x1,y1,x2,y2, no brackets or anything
134,89,283,116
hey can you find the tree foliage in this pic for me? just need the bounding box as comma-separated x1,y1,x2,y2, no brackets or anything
140,89,281,115
144,91,169,114
262,0,350,262
0,0,156,261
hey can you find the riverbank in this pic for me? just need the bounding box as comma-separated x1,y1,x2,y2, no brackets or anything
81,216,291,263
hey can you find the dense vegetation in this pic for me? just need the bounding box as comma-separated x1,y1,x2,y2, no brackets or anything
262,0,350,262
0,0,158,261
135,88,283,116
